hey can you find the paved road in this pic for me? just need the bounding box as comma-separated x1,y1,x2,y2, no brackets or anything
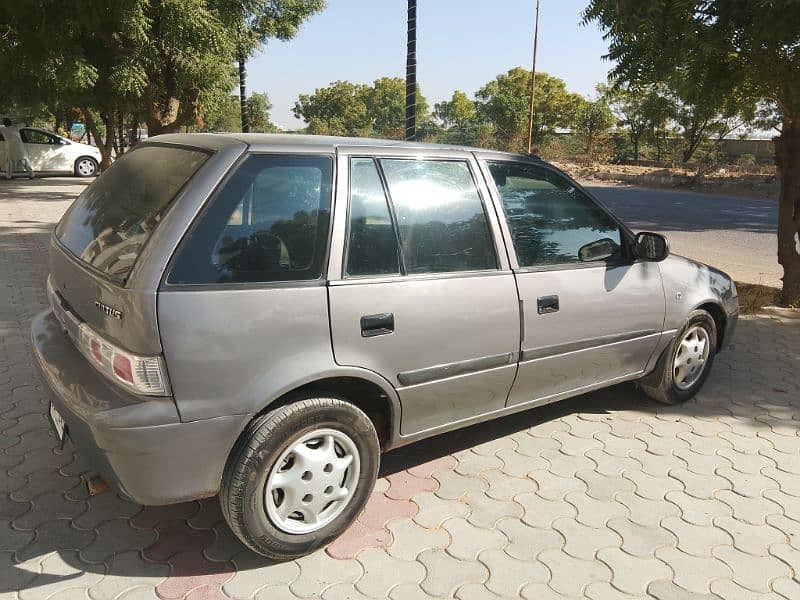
2,178,800,599
588,184,780,287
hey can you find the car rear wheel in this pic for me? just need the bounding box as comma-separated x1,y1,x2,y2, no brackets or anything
74,157,99,177
220,396,380,559
640,309,717,405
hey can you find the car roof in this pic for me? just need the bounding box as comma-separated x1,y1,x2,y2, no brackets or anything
144,132,543,163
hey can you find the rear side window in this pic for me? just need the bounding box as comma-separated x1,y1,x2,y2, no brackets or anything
56,145,209,284
344,158,497,277
345,158,400,277
381,159,496,274
169,154,333,285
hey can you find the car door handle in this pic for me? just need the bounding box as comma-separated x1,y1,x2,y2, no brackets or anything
537,295,559,314
360,313,394,337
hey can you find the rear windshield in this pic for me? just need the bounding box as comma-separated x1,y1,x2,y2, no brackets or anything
55,145,209,284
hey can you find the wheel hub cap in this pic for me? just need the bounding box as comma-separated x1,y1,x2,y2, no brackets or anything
673,325,710,390
264,428,360,534
78,160,94,175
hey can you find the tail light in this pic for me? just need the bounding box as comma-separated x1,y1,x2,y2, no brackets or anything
77,323,170,396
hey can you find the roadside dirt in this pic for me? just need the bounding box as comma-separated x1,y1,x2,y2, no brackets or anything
554,161,779,201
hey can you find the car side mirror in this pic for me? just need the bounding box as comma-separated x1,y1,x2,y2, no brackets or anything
578,238,617,262
633,231,669,262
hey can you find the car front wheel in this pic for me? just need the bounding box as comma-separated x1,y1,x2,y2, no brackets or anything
74,157,99,177
640,309,718,405
220,396,380,560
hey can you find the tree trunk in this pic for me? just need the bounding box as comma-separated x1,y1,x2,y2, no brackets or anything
116,111,125,155
129,114,140,148
82,108,114,171
775,117,800,305
239,49,249,133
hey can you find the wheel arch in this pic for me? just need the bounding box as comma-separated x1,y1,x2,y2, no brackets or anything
236,368,401,451
693,300,727,350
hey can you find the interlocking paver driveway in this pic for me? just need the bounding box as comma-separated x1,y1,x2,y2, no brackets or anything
1,178,799,599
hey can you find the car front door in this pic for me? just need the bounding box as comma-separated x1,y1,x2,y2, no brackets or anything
20,128,70,171
328,149,520,436
481,159,666,407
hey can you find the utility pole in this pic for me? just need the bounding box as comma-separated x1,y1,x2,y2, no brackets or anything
526,0,541,154
405,0,417,141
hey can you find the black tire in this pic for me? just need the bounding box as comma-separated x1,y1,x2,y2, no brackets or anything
220,396,380,560
640,309,718,405
74,156,99,177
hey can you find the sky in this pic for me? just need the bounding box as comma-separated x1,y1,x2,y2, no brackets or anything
247,0,613,130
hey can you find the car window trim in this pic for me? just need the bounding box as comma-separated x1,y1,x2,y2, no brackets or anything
480,158,635,271
341,154,502,280
163,151,337,289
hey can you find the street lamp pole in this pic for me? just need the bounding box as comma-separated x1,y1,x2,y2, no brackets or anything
405,0,417,141
526,0,541,154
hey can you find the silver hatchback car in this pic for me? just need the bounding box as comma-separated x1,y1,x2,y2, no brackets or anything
32,134,738,559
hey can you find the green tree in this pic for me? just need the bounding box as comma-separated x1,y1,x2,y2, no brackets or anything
218,0,325,131
294,81,372,136
247,92,278,132
293,78,427,139
0,0,236,168
599,82,651,163
573,97,615,158
203,92,277,132
584,0,800,303
475,68,582,152
434,91,477,130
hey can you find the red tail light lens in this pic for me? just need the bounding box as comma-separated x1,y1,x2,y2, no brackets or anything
113,354,134,383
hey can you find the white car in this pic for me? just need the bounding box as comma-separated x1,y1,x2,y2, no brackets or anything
0,126,102,177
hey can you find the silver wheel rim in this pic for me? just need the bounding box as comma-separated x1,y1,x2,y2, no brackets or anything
77,159,95,176
673,325,710,390
264,428,360,535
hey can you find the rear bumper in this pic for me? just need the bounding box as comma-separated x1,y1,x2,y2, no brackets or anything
31,310,248,505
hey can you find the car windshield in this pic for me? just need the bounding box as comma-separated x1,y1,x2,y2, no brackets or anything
55,145,209,284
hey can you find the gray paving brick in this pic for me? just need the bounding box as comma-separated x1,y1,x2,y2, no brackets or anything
712,546,793,593
660,516,731,557
656,547,732,594
355,548,424,598
539,548,612,597
290,550,361,598
597,548,671,596
606,517,676,557
418,549,487,598
497,518,564,561
386,519,449,561
553,517,620,560
87,551,168,600
18,550,106,600
225,551,299,598
442,517,506,561
479,468,537,500
478,548,548,597
462,491,522,528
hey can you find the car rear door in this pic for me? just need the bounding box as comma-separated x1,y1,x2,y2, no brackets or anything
328,147,520,436
479,158,666,407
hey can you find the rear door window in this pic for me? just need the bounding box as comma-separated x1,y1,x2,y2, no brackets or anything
55,145,209,284
169,154,333,285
